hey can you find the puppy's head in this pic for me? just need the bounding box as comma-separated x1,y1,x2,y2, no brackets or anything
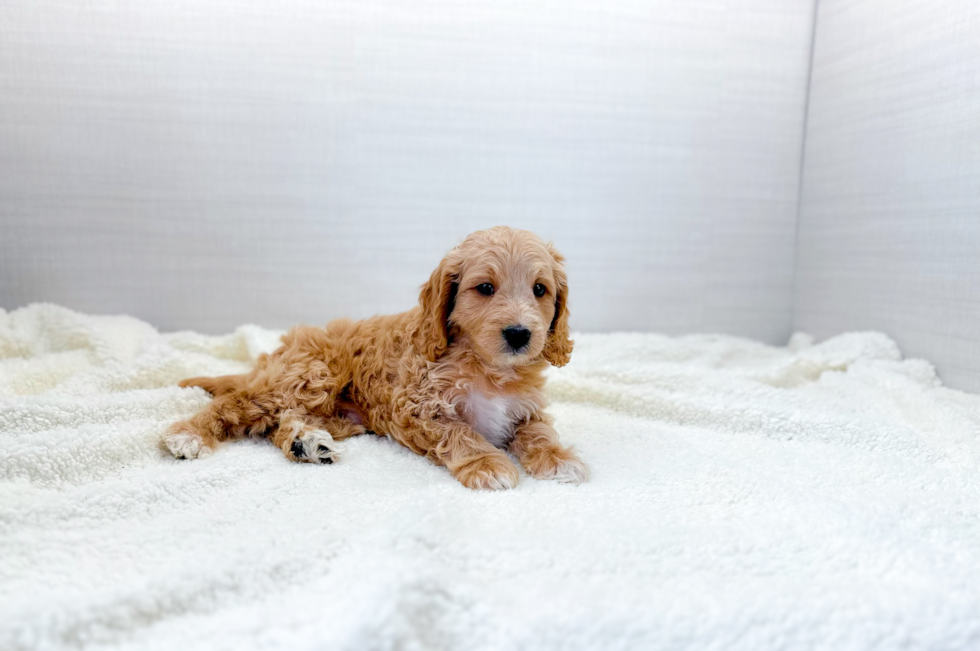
417,226,572,367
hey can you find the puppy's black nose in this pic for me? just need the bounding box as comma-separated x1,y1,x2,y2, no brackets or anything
503,326,531,351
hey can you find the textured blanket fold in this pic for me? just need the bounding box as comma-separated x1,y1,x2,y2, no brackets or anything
2,303,979,650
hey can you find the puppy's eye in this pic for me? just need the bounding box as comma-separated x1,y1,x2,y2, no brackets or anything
533,283,547,298
475,283,495,296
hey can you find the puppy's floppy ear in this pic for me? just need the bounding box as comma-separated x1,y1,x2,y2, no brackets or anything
542,244,573,367
415,250,461,362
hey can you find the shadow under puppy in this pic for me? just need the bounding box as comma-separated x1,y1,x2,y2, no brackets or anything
166,226,588,490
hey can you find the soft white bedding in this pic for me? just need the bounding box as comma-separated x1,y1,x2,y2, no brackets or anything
2,303,979,650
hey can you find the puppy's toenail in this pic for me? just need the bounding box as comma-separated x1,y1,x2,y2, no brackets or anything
291,441,305,458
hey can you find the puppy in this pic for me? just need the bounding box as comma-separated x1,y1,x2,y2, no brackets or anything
165,226,588,490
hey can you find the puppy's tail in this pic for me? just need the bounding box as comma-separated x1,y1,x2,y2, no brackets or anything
179,374,248,396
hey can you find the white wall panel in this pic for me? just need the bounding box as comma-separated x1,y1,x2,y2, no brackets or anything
794,0,980,392
1,0,815,340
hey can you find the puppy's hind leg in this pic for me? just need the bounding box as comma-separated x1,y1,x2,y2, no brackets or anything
165,426,215,460
272,412,365,465
165,391,277,460
179,374,249,396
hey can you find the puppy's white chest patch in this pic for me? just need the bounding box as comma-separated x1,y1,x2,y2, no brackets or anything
464,390,520,448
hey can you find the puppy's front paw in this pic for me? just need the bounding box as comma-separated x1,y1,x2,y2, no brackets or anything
453,452,520,490
285,426,342,465
165,430,213,460
522,447,589,484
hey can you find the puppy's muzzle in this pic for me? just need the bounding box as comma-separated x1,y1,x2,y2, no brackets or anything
502,326,531,353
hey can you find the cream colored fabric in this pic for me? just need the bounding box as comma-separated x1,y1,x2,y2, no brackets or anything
3,303,980,649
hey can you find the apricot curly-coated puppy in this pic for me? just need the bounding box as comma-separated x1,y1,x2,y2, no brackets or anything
165,226,588,490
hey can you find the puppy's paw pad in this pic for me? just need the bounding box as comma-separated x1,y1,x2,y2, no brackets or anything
288,428,342,465
290,440,306,458
165,431,212,460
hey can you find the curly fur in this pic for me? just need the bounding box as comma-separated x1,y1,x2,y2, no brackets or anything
166,226,587,490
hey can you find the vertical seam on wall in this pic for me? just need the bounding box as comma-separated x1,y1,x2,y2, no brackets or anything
789,0,821,338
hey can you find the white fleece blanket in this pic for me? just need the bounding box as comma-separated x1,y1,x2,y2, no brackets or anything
2,303,980,651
